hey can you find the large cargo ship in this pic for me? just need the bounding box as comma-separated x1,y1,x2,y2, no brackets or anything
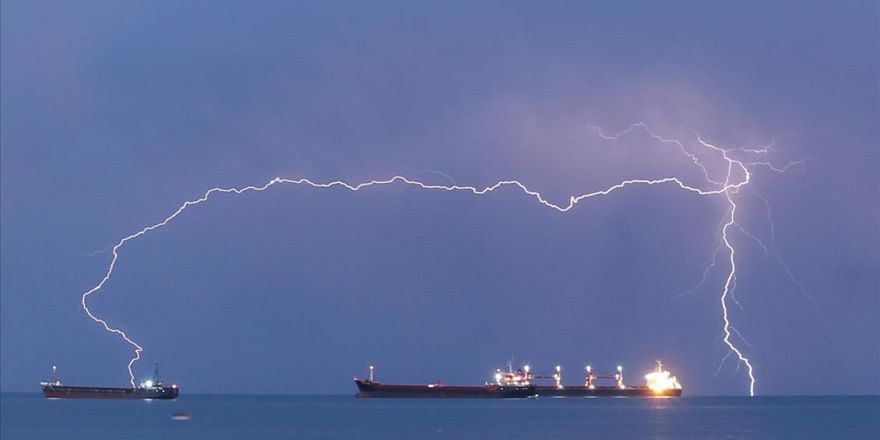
354,362,682,399
502,362,682,398
41,364,179,400
354,366,537,398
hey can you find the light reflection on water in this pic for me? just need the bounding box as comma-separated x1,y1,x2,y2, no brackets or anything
2,393,878,440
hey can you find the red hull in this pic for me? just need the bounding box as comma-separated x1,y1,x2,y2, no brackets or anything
354,379,536,398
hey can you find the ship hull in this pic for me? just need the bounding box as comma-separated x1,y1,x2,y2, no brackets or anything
536,386,682,397
354,379,536,398
41,384,179,400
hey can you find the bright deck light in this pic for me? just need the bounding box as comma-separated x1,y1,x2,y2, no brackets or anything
645,370,682,393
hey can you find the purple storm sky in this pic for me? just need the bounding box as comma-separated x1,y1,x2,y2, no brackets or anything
1,1,878,395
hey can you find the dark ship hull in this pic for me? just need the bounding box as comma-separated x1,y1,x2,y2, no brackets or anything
537,386,682,397
354,379,536,398
41,384,179,400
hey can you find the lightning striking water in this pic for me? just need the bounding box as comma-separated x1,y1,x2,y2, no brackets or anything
81,123,801,394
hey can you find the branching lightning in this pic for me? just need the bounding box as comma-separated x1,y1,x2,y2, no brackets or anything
81,123,803,395
674,241,724,300
734,224,770,257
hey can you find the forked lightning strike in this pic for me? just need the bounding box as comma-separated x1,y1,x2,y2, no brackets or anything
82,123,801,395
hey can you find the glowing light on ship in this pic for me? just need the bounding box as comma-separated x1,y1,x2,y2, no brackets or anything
645,369,682,394
644,362,682,393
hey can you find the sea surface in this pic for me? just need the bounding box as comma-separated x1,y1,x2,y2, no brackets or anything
1,393,877,439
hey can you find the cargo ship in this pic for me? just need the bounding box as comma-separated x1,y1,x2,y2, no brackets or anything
500,361,682,398
354,361,682,399
41,364,179,400
354,366,537,398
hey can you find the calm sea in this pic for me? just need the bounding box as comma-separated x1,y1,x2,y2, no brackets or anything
1,393,877,439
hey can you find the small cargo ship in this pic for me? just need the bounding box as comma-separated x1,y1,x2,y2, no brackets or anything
501,361,682,398
354,366,537,398
41,364,179,400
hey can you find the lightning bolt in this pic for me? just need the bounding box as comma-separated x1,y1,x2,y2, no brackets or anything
734,224,770,257
694,135,759,396
747,184,820,312
675,214,729,300
588,123,724,186
81,123,801,395
674,241,723,300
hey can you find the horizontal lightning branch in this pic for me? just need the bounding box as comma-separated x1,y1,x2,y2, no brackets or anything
82,123,799,394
